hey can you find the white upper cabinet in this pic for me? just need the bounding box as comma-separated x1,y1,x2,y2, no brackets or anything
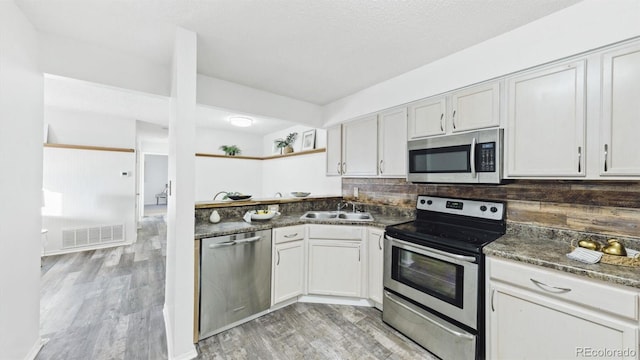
506,60,586,177
326,125,343,176
599,43,640,177
451,82,500,133
327,109,407,178
378,107,407,177
408,97,446,139
342,115,378,176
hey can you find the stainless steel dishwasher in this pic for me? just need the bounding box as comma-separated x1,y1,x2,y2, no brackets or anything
199,229,272,339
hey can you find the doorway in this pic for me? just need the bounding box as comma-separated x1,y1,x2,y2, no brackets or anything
142,153,168,217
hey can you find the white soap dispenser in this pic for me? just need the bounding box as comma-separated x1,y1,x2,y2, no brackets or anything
209,210,221,223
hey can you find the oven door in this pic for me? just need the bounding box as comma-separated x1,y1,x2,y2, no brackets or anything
384,235,478,329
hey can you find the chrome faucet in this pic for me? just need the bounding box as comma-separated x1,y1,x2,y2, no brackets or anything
213,191,228,201
337,201,348,213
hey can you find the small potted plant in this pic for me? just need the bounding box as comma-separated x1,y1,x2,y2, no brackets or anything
219,145,241,156
275,132,298,154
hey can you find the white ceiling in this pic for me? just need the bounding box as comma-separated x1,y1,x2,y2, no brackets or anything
18,0,582,105
45,75,297,134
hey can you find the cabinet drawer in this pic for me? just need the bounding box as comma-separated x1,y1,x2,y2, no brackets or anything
489,257,639,321
308,225,362,240
273,225,305,244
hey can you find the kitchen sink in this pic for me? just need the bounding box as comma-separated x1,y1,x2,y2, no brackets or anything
300,211,374,222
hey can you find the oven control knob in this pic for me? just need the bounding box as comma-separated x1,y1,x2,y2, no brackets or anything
480,205,487,212
420,199,426,204
426,200,433,205
490,206,498,213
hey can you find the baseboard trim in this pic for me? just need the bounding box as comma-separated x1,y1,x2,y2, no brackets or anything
164,305,198,360
23,337,47,360
298,295,374,307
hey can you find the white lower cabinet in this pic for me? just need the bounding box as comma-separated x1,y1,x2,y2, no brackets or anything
487,257,639,360
272,240,305,304
367,228,384,308
307,225,364,297
272,226,306,305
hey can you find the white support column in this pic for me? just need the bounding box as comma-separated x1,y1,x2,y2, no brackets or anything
164,27,198,360
0,2,44,359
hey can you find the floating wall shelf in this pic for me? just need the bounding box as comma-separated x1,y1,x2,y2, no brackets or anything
195,148,325,160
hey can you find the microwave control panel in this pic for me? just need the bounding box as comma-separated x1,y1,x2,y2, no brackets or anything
476,142,496,172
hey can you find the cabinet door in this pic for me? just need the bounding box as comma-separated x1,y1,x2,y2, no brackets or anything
272,240,304,305
489,282,638,360
378,107,407,177
342,115,378,176
600,44,640,176
308,240,362,297
367,229,384,308
506,61,586,177
326,125,343,176
451,82,500,133
407,97,446,139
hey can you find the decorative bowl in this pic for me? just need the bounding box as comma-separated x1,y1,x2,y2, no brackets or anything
249,210,279,220
291,192,311,197
227,194,252,201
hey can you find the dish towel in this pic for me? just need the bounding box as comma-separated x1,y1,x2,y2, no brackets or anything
566,247,603,264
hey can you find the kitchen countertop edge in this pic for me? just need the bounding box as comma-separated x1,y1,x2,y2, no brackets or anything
484,230,640,290
194,213,412,240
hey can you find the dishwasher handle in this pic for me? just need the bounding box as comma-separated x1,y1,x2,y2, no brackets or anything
207,235,262,249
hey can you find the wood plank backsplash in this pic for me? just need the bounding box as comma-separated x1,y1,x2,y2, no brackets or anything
343,178,640,239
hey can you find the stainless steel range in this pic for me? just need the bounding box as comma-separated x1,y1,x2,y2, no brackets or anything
383,195,505,360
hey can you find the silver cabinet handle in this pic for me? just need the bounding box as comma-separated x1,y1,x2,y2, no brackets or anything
440,113,444,132
470,137,477,178
284,233,298,238
530,278,572,293
276,249,280,265
342,162,346,174
358,246,361,262
452,110,457,129
604,144,608,172
491,288,495,312
378,234,382,250
577,146,582,173
379,160,384,174
209,240,235,248
337,162,341,174
384,291,475,340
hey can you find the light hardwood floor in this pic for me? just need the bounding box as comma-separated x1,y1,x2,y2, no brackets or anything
38,216,436,360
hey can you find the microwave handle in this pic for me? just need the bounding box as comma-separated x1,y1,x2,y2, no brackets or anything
470,137,477,178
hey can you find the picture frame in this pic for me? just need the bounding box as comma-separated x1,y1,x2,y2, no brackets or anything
301,129,316,151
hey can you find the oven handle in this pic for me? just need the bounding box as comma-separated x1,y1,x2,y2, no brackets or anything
385,235,477,264
384,291,475,340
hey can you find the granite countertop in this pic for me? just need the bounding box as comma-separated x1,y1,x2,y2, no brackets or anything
484,224,640,290
194,211,412,239
195,195,342,209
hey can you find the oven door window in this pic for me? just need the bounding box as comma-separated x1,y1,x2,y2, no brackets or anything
391,247,464,308
409,145,470,173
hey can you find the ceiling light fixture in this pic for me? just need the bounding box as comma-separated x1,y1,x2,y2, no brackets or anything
228,116,253,127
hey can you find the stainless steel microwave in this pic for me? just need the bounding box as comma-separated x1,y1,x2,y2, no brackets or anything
407,128,503,184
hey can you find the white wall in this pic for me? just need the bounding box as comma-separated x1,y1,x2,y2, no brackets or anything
42,109,137,254
42,148,137,254
197,74,324,127
144,154,168,204
40,32,170,96
195,157,263,201
0,2,44,359
323,0,640,125
261,125,341,197
164,27,198,360
195,127,263,156
46,107,136,147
